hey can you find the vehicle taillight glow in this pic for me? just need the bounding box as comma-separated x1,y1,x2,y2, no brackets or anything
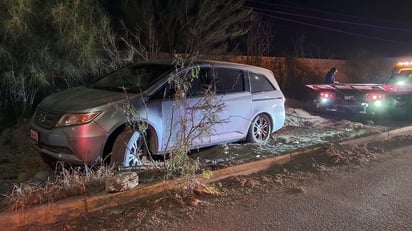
365,93,385,101
320,92,335,99
319,91,335,104
383,85,398,92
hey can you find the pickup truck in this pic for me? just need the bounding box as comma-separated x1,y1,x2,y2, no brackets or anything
306,61,412,115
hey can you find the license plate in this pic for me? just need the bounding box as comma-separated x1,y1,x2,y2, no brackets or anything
30,129,39,144
344,96,354,100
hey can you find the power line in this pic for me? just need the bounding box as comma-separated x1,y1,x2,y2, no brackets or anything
246,0,412,27
254,11,412,46
251,7,412,33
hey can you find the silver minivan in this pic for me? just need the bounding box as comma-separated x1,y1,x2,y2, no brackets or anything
30,60,285,167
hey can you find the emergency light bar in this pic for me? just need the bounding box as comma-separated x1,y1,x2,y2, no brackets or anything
397,61,412,66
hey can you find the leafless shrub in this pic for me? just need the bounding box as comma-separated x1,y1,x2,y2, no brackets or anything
163,55,227,198
244,13,274,66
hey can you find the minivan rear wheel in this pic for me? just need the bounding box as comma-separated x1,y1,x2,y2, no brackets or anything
111,129,147,167
247,114,272,143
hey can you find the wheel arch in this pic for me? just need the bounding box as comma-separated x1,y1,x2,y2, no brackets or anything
102,122,159,163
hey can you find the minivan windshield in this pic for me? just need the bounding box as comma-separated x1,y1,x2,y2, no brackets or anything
89,64,174,93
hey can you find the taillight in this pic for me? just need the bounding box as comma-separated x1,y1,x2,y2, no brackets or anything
319,92,335,99
383,85,398,92
365,93,385,101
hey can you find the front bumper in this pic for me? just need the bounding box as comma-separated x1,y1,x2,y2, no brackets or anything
314,100,370,114
30,120,108,164
315,98,386,114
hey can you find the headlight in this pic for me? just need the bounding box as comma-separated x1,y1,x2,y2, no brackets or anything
56,112,101,127
374,100,383,107
396,80,405,85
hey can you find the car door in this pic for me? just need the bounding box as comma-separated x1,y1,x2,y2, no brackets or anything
248,71,285,132
160,67,214,150
211,67,253,143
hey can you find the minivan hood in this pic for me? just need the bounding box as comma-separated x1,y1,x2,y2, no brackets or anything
40,86,130,112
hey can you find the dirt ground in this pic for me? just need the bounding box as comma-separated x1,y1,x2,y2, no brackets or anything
0,122,52,193
30,134,412,231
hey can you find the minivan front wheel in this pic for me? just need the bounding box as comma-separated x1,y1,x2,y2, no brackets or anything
111,129,147,167
247,114,272,143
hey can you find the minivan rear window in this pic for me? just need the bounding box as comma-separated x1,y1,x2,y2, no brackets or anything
215,68,245,94
249,73,276,93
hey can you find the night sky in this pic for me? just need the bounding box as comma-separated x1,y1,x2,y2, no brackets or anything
245,0,412,58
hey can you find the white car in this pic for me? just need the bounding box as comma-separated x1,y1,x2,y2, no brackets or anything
30,60,285,167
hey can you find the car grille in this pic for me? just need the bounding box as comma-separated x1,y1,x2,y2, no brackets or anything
34,107,62,129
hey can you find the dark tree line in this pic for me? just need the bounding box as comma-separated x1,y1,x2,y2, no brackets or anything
0,0,252,122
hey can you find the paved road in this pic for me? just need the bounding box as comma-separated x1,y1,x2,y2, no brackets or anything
178,145,412,231
36,137,412,231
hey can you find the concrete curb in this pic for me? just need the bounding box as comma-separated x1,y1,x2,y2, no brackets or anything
2,126,412,229
340,125,412,145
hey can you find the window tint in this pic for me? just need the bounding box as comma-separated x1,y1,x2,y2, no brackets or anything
152,68,213,99
151,82,176,100
90,64,173,93
187,68,213,97
249,73,276,93
215,68,244,94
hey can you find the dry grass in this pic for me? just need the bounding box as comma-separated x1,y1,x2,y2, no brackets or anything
325,144,375,165
4,162,116,211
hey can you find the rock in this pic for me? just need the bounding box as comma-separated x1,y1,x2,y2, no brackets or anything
108,208,125,215
276,137,291,144
105,172,139,193
288,186,307,194
186,197,211,207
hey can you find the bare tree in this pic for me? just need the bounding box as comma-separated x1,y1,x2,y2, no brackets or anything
245,13,274,65
116,0,252,56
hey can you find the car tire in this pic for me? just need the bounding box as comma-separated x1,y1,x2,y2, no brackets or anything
247,114,272,143
111,129,147,167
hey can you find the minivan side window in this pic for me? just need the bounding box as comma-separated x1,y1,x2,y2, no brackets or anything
186,67,213,97
151,67,213,99
150,81,175,100
249,72,276,93
215,68,245,94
